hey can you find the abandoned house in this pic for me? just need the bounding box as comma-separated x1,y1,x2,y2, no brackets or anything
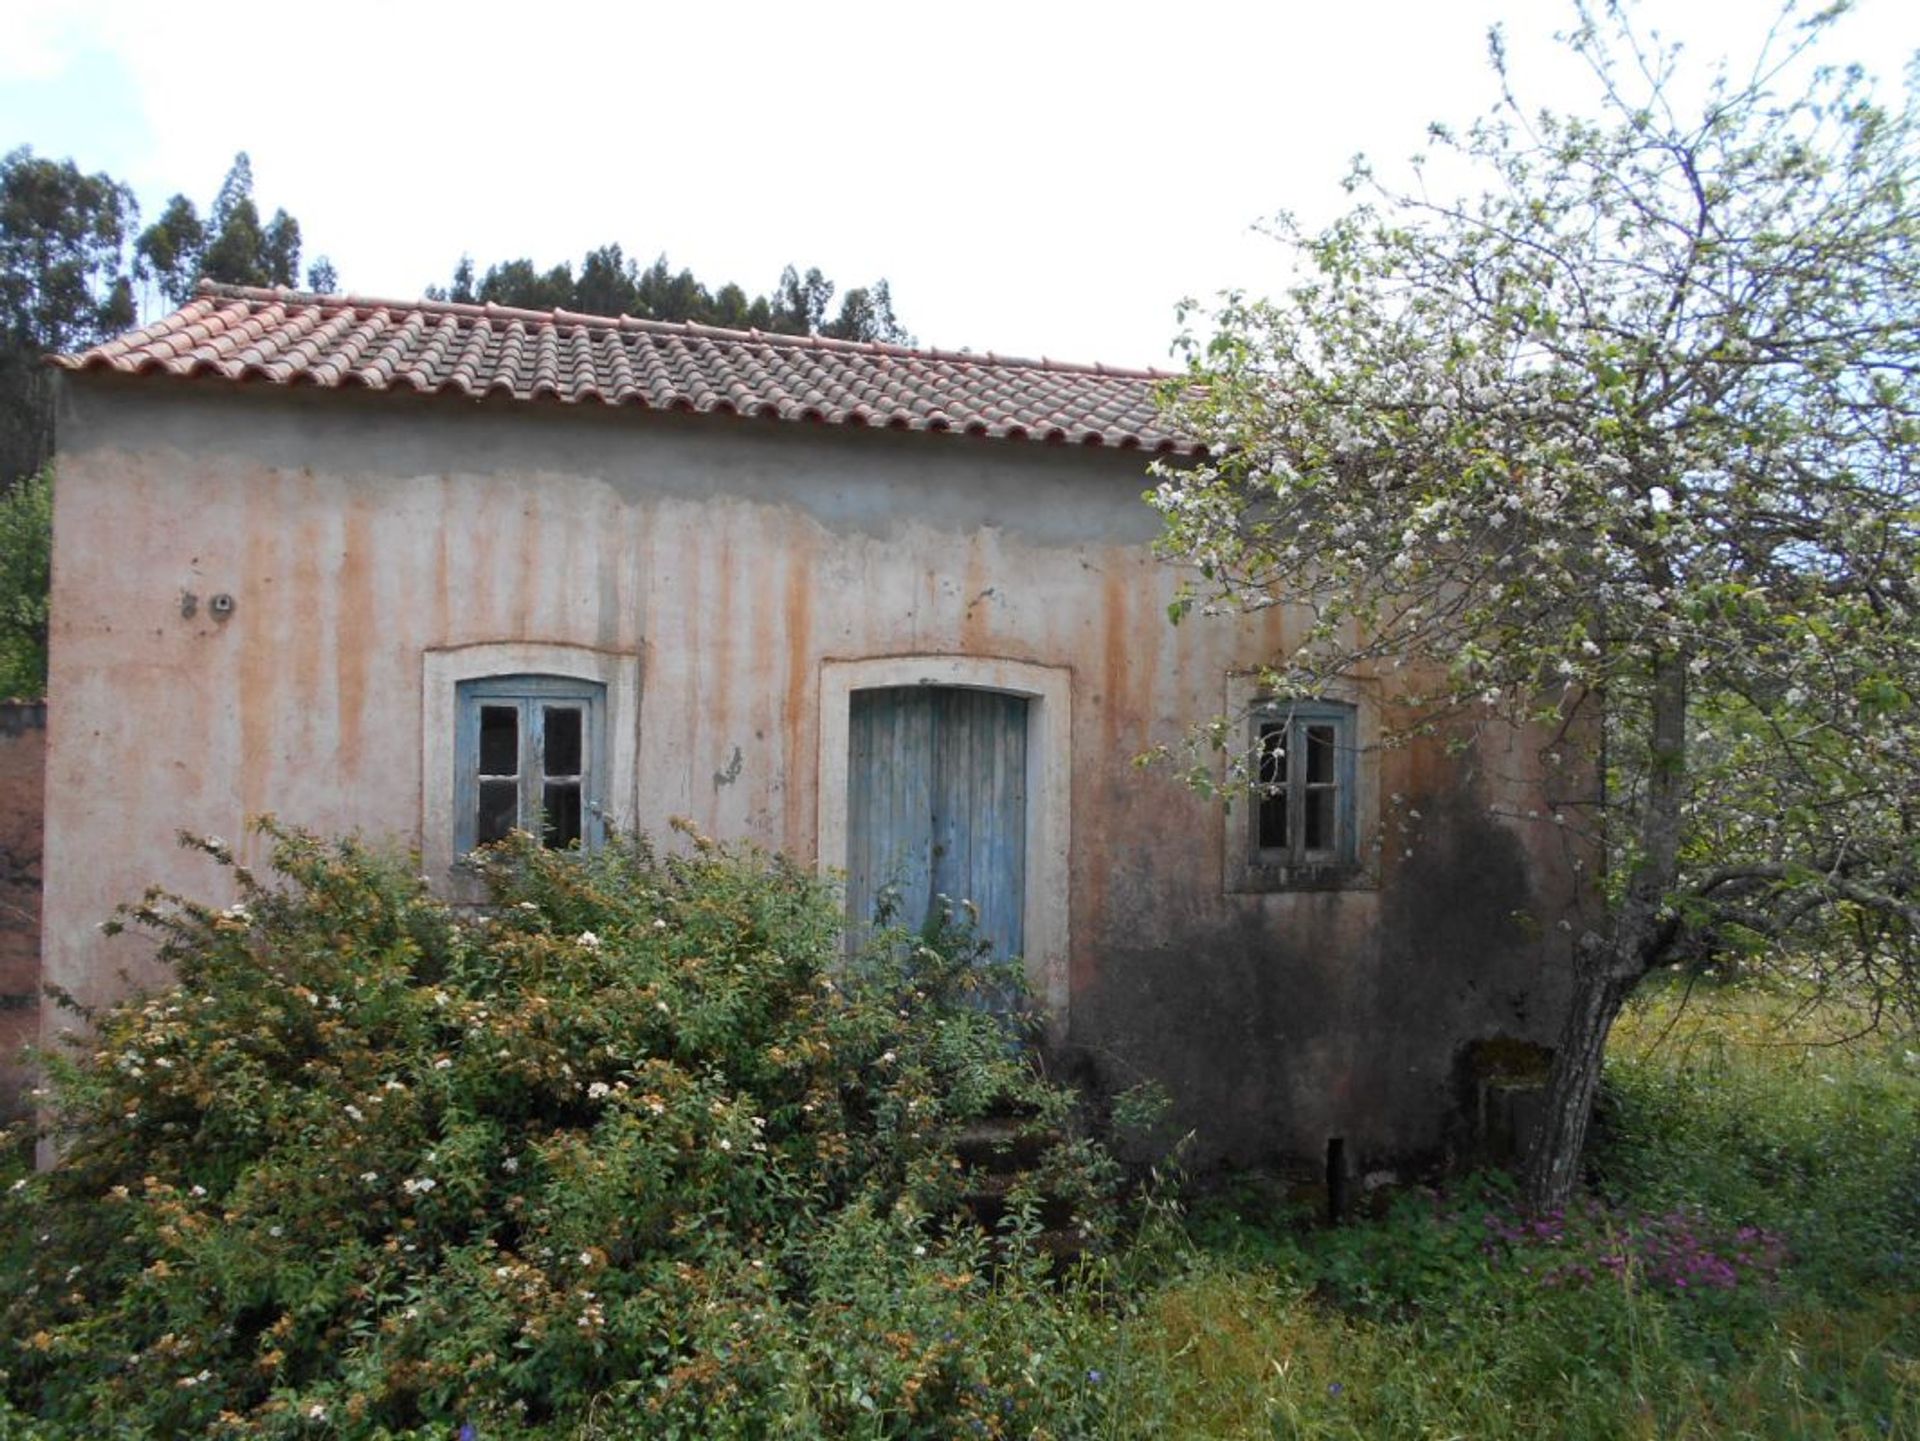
37,281,1582,1173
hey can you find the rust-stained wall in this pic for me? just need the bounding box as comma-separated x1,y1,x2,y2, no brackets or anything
0,700,44,1127
47,377,1585,1172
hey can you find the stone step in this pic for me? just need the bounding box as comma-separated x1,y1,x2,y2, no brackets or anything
958,1169,1078,1231
949,1116,1063,1173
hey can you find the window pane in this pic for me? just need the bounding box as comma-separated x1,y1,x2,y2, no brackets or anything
480,705,518,776
1306,724,1336,784
478,779,519,844
543,782,582,849
1304,785,1336,853
544,705,583,777
1257,722,1289,850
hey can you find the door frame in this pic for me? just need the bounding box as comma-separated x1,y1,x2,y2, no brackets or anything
818,655,1071,1028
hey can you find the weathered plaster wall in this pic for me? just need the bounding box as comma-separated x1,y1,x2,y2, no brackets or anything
0,701,44,1126
47,377,1584,1171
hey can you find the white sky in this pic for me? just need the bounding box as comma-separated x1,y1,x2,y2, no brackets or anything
3,0,1913,368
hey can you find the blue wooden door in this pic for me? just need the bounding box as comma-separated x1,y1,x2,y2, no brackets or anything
846,687,1028,964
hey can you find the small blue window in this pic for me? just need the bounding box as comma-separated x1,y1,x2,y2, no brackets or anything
1251,700,1357,871
455,675,606,854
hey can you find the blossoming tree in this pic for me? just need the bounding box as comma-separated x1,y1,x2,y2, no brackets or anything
1150,1,1918,1208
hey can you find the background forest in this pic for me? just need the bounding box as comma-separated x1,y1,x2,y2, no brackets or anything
0,147,912,698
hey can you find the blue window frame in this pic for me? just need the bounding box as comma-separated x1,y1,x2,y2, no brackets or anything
455,675,606,854
1251,700,1358,873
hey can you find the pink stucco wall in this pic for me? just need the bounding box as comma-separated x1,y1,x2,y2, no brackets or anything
45,377,1589,1170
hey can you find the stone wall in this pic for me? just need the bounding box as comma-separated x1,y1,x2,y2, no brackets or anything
0,700,44,1126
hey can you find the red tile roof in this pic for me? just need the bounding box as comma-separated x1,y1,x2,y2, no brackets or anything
55,283,1199,455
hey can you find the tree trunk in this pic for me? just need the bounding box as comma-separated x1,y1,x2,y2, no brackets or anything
1522,645,1689,1212
1521,940,1640,1210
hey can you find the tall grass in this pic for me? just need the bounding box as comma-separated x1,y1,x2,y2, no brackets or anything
1090,984,1920,1439
1602,986,1919,1298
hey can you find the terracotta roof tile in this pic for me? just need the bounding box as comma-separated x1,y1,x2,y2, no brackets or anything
55,283,1200,456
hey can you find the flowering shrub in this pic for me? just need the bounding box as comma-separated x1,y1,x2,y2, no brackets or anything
0,823,1118,1438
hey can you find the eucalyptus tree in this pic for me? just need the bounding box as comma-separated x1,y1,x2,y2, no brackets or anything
0,148,137,483
136,152,322,307
0,465,50,696
1151,2,1918,1207
433,248,913,342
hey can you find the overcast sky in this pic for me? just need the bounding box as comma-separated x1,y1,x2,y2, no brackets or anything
4,0,1913,368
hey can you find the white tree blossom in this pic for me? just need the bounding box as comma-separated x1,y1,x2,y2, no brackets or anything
1151,0,1918,1209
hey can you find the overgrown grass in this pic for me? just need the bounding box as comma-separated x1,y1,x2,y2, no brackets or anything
5,838,1914,1441
1099,982,1920,1438
1600,985,1919,1299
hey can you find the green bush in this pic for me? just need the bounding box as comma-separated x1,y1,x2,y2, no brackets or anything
0,467,50,700
1,823,1121,1438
